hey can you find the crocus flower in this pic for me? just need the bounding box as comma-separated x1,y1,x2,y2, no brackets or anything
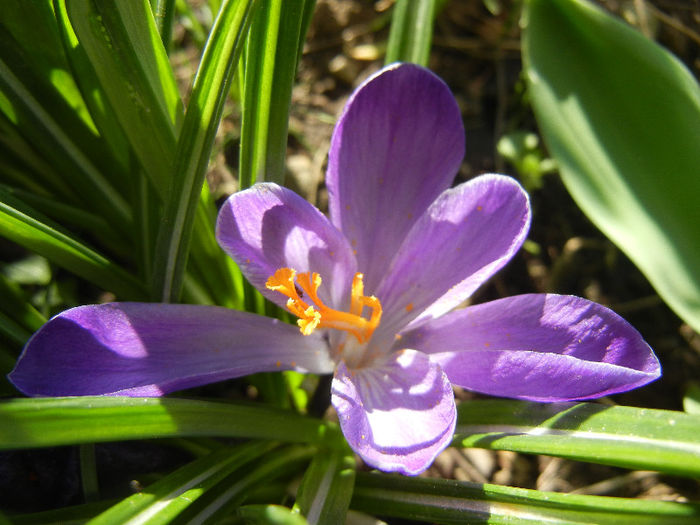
9,63,660,475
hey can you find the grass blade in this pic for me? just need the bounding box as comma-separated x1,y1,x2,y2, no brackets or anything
151,0,257,302
90,443,272,524
295,445,356,525
0,199,146,299
352,472,700,525
455,400,700,477
0,397,339,449
0,43,131,226
64,0,182,196
238,0,314,188
385,0,437,65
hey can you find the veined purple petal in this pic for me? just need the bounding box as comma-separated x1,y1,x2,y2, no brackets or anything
9,303,333,397
326,63,465,292
331,349,456,475
400,294,660,401
216,183,356,309
373,175,530,342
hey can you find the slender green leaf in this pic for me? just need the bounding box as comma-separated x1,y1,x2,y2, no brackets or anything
523,0,700,331
352,472,700,525
64,0,182,195
0,310,31,347
0,200,146,299
0,25,131,225
176,445,313,523
0,273,45,334
0,115,74,198
189,196,246,309
237,505,309,525
385,0,437,65
238,0,314,188
1,184,127,253
54,0,131,177
90,443,272,525
295,445,355,525
152,0,177,53
0,397,341,450
684,382,700,415
12,502,114,525
152,0,257,302
455,400,700,477
0,0,95,131
79,443,100,503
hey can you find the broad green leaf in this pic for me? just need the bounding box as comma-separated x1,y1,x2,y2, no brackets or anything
0,397,340,450
295,445,356,525
238,0,314,188
152,0,257,302
455,400,700,477
523,0,700,331
385,0,437,66
352,472,700,525
64,0,182,196
0,200,146,299
90,443,272,524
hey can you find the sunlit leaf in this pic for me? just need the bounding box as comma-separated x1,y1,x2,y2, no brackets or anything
238,0,314,188
64,0,182,195
523,0,700,331
455,400,700,477
385,0,437,66
0,200,146,299
0,397,340,450
352,472,700,524
90,443,273,524
152,0,257,302
295,445,355,525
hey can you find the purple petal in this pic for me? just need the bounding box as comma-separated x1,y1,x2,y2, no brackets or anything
331,349,456,475
326,63,465,292
216,183,356,309
9,302,333,397
373,175,530,342
399,294,660,401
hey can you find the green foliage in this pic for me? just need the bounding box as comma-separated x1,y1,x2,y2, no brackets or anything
385,0,438,66
524,0,700,332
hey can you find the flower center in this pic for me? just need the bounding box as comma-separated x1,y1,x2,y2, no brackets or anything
266,268,382,344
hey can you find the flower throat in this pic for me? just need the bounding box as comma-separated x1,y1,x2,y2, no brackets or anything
266,268,382,344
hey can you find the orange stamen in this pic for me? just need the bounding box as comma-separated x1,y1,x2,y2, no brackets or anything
266,268,382,343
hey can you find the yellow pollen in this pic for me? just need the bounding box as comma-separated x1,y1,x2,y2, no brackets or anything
266,267,382,343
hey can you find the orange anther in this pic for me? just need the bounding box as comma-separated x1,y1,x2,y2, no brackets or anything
266,267,382,343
